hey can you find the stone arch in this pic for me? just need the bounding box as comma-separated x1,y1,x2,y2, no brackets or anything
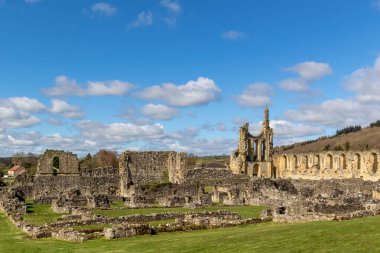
280,155,287,170
325,153,333,170
354,153,361,171
36,150,79,175
314,155,320,167
291,155,297,172
370,153,378,173
253,164,259,177
339,154,346,170
302,155,309,169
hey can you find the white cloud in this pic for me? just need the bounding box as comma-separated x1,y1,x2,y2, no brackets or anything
8,135,34,145
141,103,179,120
160,0,181,13
222,30,245,40
86,80,133,96
0,97,44,129
25,0,41,4
42,75,133,96
283,56,380,129
249,120,324,138
138,77,221,107
345,55,380,103
128,11,153,29
8,97,46,112
235,82,272,108
285,98,380,129
50,99,83,119
91,2,117,16
76,121,165,142
280,61,332,92
0,114,40,129
286,61,333,80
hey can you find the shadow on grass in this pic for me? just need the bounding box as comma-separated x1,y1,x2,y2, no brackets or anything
26,203,34,214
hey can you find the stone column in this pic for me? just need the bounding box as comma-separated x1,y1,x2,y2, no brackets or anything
257,139,262,162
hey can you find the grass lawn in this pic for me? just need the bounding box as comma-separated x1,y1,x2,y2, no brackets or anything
22,200,64,225
92,205,264,219
2,177,15,183
2,211,380,252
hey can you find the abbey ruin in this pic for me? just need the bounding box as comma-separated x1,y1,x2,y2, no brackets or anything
2,106,380,241
230,105,274,178
230,106,380,182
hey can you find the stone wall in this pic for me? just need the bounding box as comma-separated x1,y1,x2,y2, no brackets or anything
184,166,250,186
273,150,380,181
32,167,120,202
119,151,188,196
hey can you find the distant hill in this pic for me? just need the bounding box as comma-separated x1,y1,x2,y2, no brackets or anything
275,126,380,154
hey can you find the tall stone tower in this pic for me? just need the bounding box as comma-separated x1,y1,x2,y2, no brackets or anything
230,105,274,178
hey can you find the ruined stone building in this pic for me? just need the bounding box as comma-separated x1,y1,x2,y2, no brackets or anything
230,105,274,178
229,106,380,182
16,149,189,203
273,151,380,181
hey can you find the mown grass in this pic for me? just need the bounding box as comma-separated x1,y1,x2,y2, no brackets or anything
204,186,214,193
196,156,229,164
21,200,64,225
3,211,380,252
110,201,125,208
2,177,15,183
92,205,264,219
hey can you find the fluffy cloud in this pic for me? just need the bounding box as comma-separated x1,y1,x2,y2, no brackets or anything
235,82,272,108
91,2,117,16
345,56,380,103
76,121,165,142
0,113,40,128
0,97,44,128
50,99,83,119
280,61,332,91
128,11,153,29
222,30,245,40
138,77,221,107
160,0,181,13
2,97,46,112
249,120,324,138
42,75,133,96
285,98,380,128
283,56,380,129
141,103,179,120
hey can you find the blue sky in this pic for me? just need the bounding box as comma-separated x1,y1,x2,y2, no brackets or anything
1,0,380,156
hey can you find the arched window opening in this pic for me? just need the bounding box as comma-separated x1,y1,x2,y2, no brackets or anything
371,153,378,173
354,153,361,171
339,154,346,170
326,154,333,170
52,156,60,176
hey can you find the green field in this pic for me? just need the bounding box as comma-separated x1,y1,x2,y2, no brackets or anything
92,205,264,219
3,211,380,252
22,200,64,225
